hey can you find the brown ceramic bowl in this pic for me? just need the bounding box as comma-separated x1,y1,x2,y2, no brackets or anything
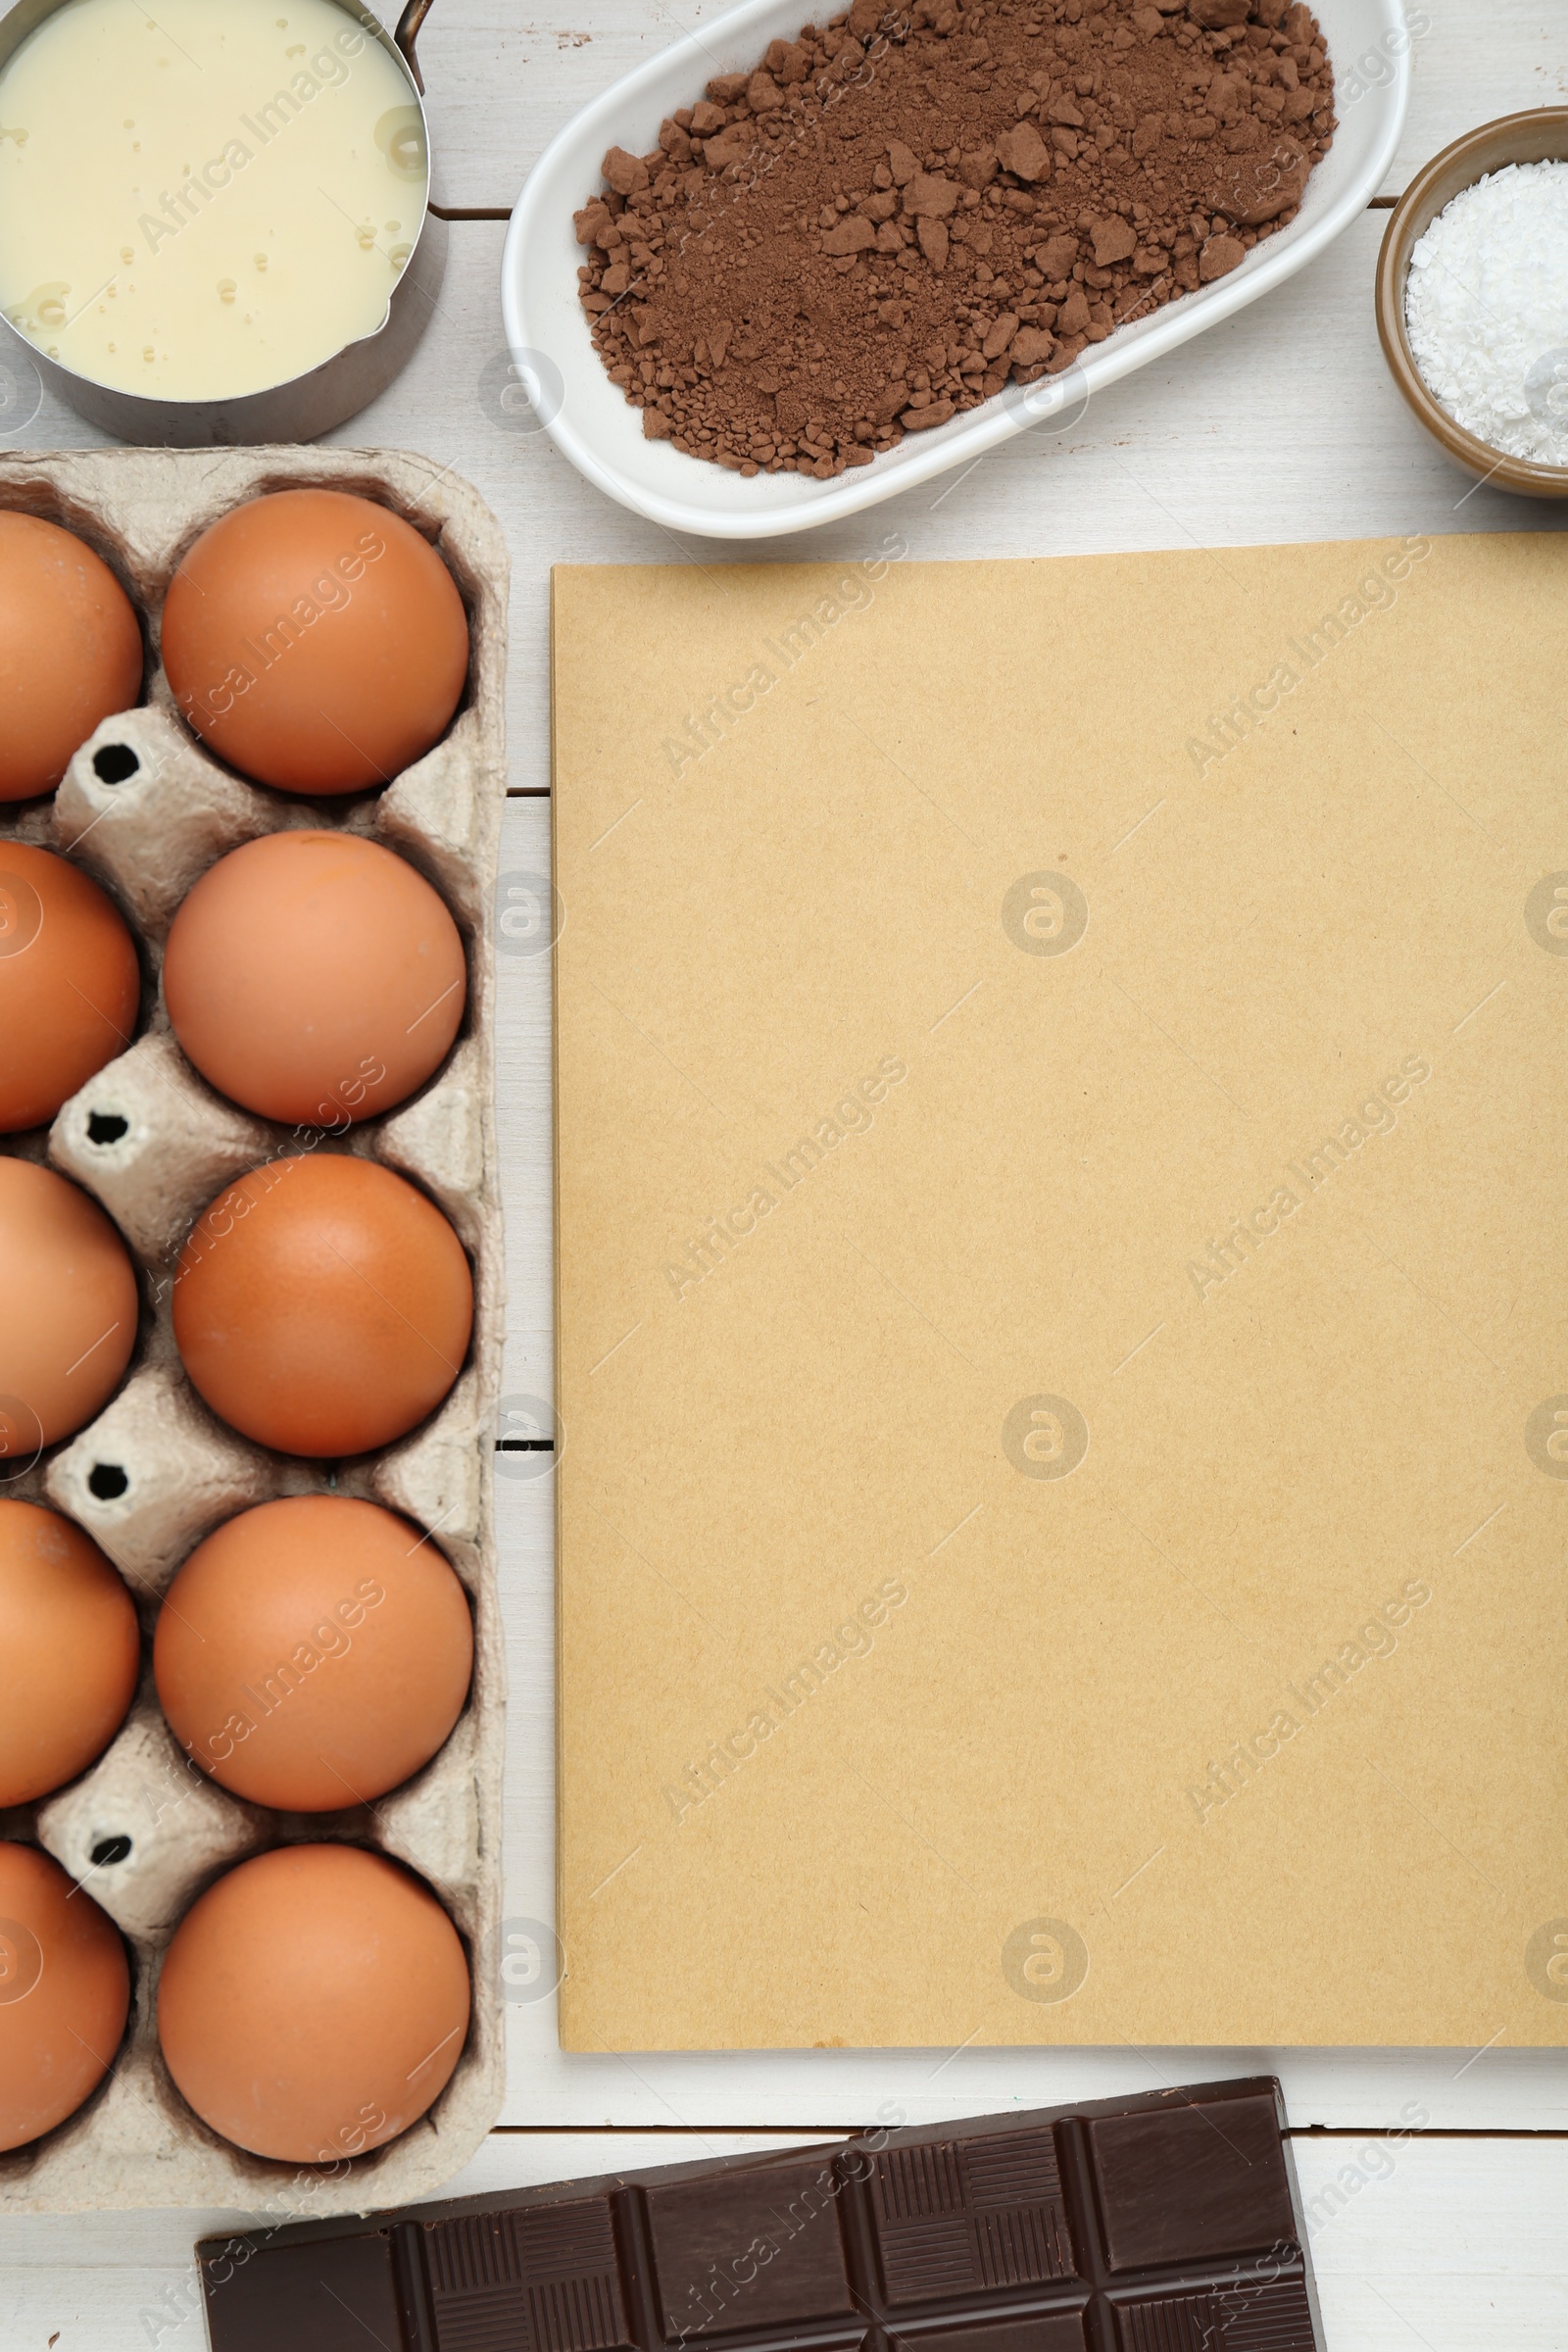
1376,108,1568,498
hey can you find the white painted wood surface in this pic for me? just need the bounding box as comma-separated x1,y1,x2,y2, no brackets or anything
7,2132,1568,2347
404,0,1568,208
4,2,1568,2341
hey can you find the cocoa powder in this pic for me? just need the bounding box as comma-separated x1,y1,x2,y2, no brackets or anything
574,0,1335,477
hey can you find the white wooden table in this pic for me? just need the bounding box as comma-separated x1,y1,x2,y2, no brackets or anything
7,2,1568,2342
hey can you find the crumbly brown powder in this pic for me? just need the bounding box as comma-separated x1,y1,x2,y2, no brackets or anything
574,0,1335,476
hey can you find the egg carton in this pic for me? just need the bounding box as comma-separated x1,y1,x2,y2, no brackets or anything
0,447,509,2216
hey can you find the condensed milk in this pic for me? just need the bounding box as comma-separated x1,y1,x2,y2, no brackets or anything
0,0,427,401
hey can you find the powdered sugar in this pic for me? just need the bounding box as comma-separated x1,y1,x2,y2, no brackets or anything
1405,159,1568,466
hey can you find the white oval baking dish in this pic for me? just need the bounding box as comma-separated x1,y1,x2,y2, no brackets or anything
501,0,1410,541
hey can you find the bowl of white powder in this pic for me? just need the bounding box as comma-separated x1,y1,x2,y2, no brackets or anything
1376,109,1568,497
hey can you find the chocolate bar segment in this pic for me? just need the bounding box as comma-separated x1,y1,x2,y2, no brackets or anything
197,2081,1322,2352
424,2195,635,2352
197,2230,407,2352
645,2159,857,2338
1085,2092,1299,2273
1111,2273,1317,2351
867,2128,1078,2303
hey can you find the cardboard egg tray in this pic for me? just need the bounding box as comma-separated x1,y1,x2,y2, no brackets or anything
0,447,509,2215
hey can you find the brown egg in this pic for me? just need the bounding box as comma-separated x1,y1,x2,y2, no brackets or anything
172,1154,471,1457
163,832,466,1126
157,1843,468,2162
154,1496,472,1812
0,1841,129,2152
0,1500,140,1807
0,514,143,804
160,490,469,797
0,1157,138,1458
0,845,140,1133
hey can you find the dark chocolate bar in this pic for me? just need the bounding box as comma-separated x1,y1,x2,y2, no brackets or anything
196,2079,1322,2352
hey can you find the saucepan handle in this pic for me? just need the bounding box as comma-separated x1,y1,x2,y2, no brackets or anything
396,0,434,94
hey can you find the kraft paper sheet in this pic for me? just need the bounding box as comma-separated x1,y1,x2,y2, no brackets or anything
551,533,1568,2050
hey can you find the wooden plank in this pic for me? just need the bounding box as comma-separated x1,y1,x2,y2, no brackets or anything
4,2132,1566,2347
1316,0,1568,196
386,0,1568,211
1301,2133,1568,2346
1374,0,1568,196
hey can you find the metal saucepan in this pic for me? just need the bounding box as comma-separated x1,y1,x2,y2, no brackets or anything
0,0,446,445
